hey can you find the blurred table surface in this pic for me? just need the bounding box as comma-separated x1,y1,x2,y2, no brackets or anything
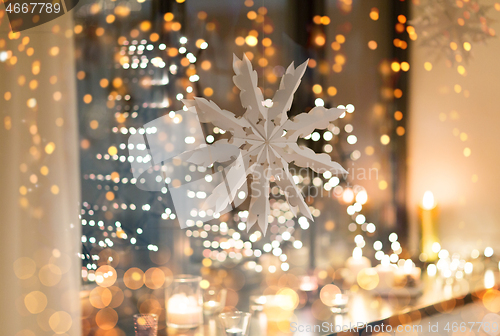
163,270,499,336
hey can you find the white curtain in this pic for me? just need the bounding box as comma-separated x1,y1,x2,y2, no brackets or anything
0,12,81,336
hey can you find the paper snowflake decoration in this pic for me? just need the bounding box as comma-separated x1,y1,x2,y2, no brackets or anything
412,0,495,64
183,54,346,233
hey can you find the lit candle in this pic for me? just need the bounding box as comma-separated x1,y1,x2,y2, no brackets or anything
345,247,371,282
427,264,437,277
419,191,439,261
484,269,495,289
167,293,203,328
299,275,318,292
394,259,421,288
203,300,222,315
204,300,219,308
333,294,348,305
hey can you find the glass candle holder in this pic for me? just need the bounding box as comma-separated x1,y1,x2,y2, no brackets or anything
134,314,158,336
219,311,251,336
203,287,227,316
166,275,203,329
249,296,268,336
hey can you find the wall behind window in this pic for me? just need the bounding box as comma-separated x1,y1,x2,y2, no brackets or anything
408,6,500,254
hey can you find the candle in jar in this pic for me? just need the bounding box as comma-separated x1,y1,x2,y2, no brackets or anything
394,259,421,288
203,300,222,315
346,247,371,281
299,276,318,292
167,293,203,328
419,191,439,261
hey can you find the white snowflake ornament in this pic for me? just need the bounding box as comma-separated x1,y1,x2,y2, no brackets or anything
183,54,347,233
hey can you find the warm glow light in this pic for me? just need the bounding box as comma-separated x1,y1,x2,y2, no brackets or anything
315,35,326,46
422,191,435,210
352,247,362,259
485,270,495,289
342,188,354,203
245,36,258,47
485,247,494,257
403,259,413,274
356,190,368,204
391,62,400,72
427,264,437,276
327,86,337,96
380,134,390,145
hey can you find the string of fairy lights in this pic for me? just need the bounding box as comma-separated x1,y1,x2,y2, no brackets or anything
188,0,498,277
4,1,500,335
74,0,500,283
0,0,494,283
75,0,407,276
180,3,334,272
76,7,211,279
179,0,406,273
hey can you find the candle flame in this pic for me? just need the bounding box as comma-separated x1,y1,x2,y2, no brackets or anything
353,247,362,259
484,269,495,289
403,259,413,274
422,191,435,210
343,188,354,203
